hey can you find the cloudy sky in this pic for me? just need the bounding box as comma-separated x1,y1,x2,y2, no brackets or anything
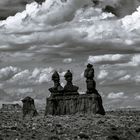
0,0,140,110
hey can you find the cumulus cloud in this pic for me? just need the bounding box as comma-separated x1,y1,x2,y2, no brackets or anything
128,54,140,66
63,58,73,63
1,0,93,30
0,66,54,87
121,5,140,31
98,67,129,86
0,0,28,20
116,54,140,67
9,67,54,86
88,54,124,64
135,95,140,100
93,54,140,86
107,92,128,99
0,0,140,50
17,88,33,94
0,66,86,88
134,75,140,83
98,65,140,86
0,66,19,81
119,74,131,81
97,70,108,79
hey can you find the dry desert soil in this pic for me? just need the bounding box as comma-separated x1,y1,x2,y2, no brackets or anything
0,110,140,140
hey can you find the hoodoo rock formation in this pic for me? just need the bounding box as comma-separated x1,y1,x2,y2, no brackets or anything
63,70,79,95
22,96,38,118
45,64,105,116
49,71,64,97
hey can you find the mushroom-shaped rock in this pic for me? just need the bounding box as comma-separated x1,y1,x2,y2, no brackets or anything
49,71,64,97
64,70,79,95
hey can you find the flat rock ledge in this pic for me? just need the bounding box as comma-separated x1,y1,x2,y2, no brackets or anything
45,94,105,115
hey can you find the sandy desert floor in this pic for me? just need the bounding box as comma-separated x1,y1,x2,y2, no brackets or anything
0,110,140,140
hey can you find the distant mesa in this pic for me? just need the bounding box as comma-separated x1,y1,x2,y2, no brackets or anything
45,64,105,116
1,103,22,112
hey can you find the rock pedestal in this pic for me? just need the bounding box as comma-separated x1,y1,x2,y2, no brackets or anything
22,96,38,118
45,93,105,115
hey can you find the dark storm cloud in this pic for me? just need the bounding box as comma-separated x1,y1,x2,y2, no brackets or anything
0,0,27,20
0,0,45,20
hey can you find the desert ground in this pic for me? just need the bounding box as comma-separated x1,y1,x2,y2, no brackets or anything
0,110,140,140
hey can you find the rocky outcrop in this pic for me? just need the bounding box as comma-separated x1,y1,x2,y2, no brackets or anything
45,94,105,115
46,65,105,116
22,96,38,118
